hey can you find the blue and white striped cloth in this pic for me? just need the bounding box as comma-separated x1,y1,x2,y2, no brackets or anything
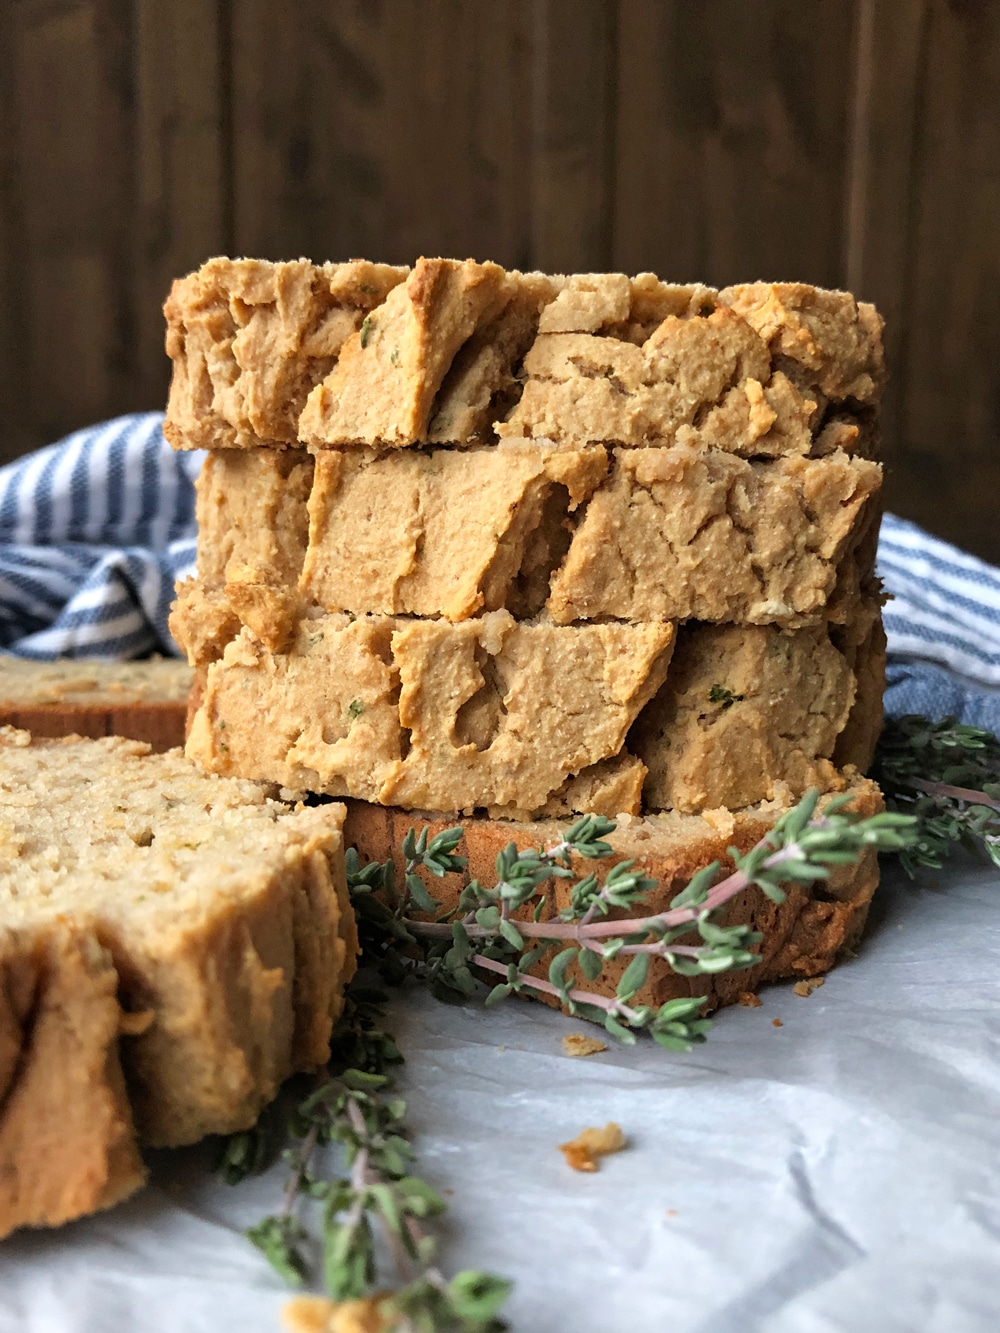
878,514,1000,733
1,413,999,732
0,415,198,658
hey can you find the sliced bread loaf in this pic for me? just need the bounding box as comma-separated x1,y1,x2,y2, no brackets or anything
0,729,357,1238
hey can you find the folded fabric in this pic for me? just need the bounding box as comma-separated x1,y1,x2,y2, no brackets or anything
878,514,1000,732
0,414,998,736
0,415,198,658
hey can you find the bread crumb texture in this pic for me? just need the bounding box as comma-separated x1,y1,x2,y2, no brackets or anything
792,976,826,997
165,260,884,454
562,1032,608,1058
559,1121,627,1172
183,608,883,819
0,729,356,1239
282,1294,392,1333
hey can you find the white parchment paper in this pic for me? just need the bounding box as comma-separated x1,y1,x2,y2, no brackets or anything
3,855,1000,1333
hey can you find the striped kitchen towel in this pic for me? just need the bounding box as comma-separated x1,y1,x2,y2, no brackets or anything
878,513,1000,733
1,413,999,734
0,414,199,658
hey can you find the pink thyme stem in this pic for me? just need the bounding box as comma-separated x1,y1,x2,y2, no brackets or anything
911,777,1000,812
472,953,643,1023
409,837,799,944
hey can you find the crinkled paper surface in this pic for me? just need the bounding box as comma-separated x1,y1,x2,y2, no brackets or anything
2,857,1000,1333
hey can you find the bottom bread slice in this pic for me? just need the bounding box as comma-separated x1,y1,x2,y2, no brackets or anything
343,772,881,1014
0,657,193,751
0,729,357,1239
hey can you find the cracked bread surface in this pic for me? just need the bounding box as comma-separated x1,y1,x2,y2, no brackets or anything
0,729,357,1238
170,448,315,658
172,439,881,653
631,622,857,812
185,612,674,815
164,259,884,454
164,257,408,451
183,609,881,819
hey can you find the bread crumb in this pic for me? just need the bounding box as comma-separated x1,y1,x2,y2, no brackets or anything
737,992,762,1008
701,806,736,838
562,1032,608,1058
282,1294,391,1333
559,1122,626,1172
792,976,825,998
772,1018,783,1028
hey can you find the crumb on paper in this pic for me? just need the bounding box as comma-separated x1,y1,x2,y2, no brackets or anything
666,1208,678,1217
772,1018,784,1028
562,1032,608,1058
792,976,825,998
559,1122,626,1172
737,991,762,1008
282,1294,392,1333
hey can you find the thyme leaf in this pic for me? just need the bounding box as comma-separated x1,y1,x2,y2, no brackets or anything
873,713,1000,873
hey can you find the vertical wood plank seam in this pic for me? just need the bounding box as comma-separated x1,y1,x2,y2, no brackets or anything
844,0,874,294
216,0,235,257
892,0,934,455
599,0,618,271
0,0,29,443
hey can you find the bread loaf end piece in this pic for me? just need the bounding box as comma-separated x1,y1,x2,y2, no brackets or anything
0,658,193,752
343,774,882,1014
0,731,358,1235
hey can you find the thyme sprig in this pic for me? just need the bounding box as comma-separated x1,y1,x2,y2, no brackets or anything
356,791,917,1049
874,714,1000,874
218,978,509,1329
221,784,917,1321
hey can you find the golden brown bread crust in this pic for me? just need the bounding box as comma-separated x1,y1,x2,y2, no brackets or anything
0,731,358,1236
0,659,193,752
0,702,185,752
0,920,146,1239
342,775,882,1014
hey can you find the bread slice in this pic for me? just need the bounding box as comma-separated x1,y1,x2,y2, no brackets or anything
0,729,357,1238
0,657,192,751
185,613,674,813
164,259,885,455
182,607,881,819
342,772,882,1014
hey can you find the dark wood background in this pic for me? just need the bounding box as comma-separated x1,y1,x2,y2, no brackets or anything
1,0,999,558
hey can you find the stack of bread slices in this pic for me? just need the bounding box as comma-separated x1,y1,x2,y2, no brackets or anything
166,256,887,1012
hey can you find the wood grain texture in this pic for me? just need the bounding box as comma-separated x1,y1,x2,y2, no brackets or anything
613,0,857,287
886,0,1000,560
231,0,534,267
9,0,139,448
1,0,999,559
0,0,29,461
530,0,616,271
133,0,229,406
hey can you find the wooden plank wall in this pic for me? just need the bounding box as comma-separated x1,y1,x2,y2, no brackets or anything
1,0,999,558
